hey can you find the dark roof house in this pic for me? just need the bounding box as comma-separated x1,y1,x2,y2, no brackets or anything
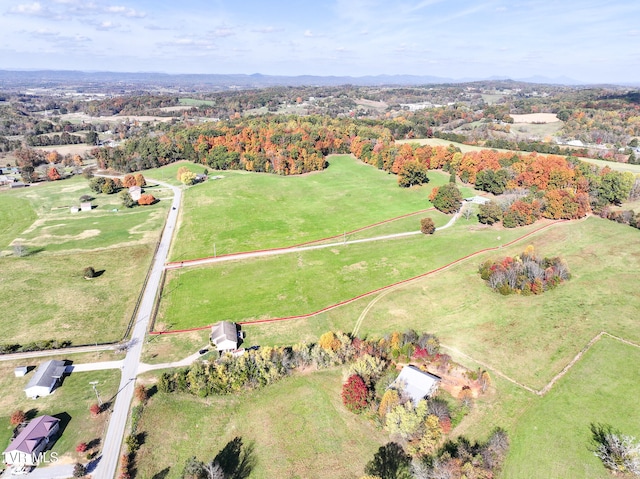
390,365,440,405
2,415,60,467
210,321,239,352
24,360,67,399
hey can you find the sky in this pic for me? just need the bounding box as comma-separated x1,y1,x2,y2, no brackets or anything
1,0,639,84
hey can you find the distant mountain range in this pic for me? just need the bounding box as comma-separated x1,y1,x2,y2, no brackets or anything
0,69,631,89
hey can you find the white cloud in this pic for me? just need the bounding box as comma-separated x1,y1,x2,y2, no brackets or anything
104,5,146,18
9,2,48,16
304,30,314,37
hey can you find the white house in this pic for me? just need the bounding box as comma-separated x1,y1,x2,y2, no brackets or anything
390,365,440,405
24,360,67,399
3,415,60,469
210,321,240,352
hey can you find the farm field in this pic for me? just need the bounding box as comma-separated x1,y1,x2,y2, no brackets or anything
168,154,473,260
134,367,388,479
155,217,537,332
0,358,120,465
0,175,171,344
145,215,640,479
234,217,640,390
503,336,640,478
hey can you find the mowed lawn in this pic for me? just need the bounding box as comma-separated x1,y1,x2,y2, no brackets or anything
502,337,640,479
155,218,539,331
0,358,120,464
135,368,387,479
169,154,471,260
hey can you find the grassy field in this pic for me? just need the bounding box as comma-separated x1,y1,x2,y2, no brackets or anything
155,218,536,331
178,98,216,107
502,336,640,478
228,217,640,390
0,175,171,344
149,216,639,388
168,154,472,260
0,195,37,250
0,244,153,344
134,367,387,479
0,357,120,466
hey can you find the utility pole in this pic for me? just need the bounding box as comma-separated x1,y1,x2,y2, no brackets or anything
90,381,102,406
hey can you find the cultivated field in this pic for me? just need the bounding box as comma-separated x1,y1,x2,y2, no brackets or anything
134,368,388,479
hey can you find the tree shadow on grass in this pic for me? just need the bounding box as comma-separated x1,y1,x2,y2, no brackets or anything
214,437,256,479
151,467,170,479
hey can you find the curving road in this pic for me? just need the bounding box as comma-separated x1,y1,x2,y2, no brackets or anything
92,179,181,479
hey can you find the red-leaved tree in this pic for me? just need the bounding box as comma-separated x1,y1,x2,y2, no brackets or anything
89,403,101,417
10,410,26,426
341,374,370,413
137,194,155,205
76,442,88,453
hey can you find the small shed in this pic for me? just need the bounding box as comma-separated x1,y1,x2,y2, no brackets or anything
464,196,490,205
14,366,28,377
80,202,92,212
210,321,240,352
70,206,80,214
390,365,440,405
24,360,67,399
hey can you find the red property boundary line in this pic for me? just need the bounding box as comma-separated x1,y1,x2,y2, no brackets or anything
150,220,563,335
165,207,436,267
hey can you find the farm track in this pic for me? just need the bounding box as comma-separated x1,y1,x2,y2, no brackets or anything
442,332,640,397
165,207,436,269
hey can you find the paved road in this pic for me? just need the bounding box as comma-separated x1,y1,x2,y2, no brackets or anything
3,463,74,479
91,179,182,479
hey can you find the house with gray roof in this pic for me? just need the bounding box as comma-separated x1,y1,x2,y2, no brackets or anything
390,365,440,405
24,360,67,399
2,415,60,468
210,321,240,352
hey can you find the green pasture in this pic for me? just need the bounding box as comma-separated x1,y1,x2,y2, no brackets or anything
169,154,472,260
134,367,387,479
0,363,120,464
156,219,535,331
269,218,637,389
0,175,168,344
2,176,172,253
178,98,216,107
143,161,206,186
502,337,640,478
0,245,153,344
0,195,36,250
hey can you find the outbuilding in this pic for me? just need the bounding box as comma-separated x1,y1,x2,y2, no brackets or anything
390,365,440,405
24,360,67,399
